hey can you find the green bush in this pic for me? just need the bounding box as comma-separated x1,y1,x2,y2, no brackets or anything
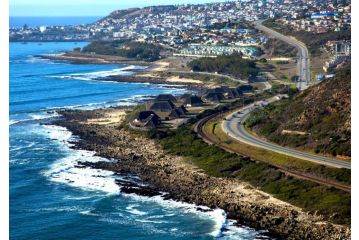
188,54,259,79
82,40,162,61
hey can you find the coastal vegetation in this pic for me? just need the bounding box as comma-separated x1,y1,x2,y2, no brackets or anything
118,80,351,225
204,119,350,184
187,54,259,79
245,66,351,158
145,124,350,225
82,40,162,61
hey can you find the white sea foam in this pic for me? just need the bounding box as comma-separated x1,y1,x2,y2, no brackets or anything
25,55,61,65
43,94,151,111
41,125,120,194
49,65,147,82
122,193,228,238
125,204,147,216
10,112,60,126
10,142,36,152
40,126,267,239
79,210,100,217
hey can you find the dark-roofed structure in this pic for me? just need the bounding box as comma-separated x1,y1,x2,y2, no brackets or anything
223,87,240,99
180,95,204,107
202,92,224,103
146,99,186,120
146,100,175,112
132,111,161,129
155,94,177,103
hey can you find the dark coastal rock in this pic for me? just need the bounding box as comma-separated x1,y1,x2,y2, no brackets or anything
53,109,351,240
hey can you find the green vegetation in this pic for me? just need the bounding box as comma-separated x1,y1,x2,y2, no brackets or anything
188,54,259,79
145,124,350,225
263,19,351,56
122,81,350,224
205,119,350,184
120,104,146,128
245,66,351,157
82,40,162,61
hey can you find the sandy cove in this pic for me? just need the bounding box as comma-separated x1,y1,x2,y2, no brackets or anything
52,108,350,240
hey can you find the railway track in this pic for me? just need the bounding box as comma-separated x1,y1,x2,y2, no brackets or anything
193,112,351,193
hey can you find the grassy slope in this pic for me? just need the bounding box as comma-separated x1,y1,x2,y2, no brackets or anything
126,82,350,224
203,119,350,184
146,125,350,225
246,67,351,158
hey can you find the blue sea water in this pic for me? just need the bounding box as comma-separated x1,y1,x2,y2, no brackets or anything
10,16,102,28
9,42,272,240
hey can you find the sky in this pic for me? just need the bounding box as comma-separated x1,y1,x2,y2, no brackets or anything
10,0,229,17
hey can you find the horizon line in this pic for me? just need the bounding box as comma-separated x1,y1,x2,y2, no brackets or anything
10,16,104,17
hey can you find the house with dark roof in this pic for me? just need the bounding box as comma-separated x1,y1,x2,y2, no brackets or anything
185,96,204,107
202,92,225,103
209,86,240,99
132,111,161,129
146,100,175,113
220,87,240,99
179,94,204,107
146,99,186,120
155,94,177,103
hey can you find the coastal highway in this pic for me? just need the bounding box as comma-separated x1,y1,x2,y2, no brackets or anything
222,96,351,169
254,20,310,90
193,103,351,192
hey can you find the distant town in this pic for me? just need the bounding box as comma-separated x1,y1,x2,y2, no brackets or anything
10,0,351,74
10,0,351,42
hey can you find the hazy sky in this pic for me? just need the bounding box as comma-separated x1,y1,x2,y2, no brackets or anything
10,0,229,16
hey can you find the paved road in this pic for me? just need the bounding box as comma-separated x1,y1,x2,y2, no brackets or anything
222,96,351,169
254,20,310,90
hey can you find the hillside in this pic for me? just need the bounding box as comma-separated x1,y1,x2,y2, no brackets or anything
188,55,259,79
245,66,351,158
81,41,162,62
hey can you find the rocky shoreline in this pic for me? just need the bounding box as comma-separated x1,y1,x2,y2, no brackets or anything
37,52,209,91
36,51,152,66
51,108,351,239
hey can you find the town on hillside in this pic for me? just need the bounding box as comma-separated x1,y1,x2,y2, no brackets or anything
10,0,351,77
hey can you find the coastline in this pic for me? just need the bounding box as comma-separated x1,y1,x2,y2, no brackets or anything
52,108,350,240
38,52,211,91
36,51,153,65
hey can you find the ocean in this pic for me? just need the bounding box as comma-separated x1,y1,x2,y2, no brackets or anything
9,42,272,240
10,16,102,28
